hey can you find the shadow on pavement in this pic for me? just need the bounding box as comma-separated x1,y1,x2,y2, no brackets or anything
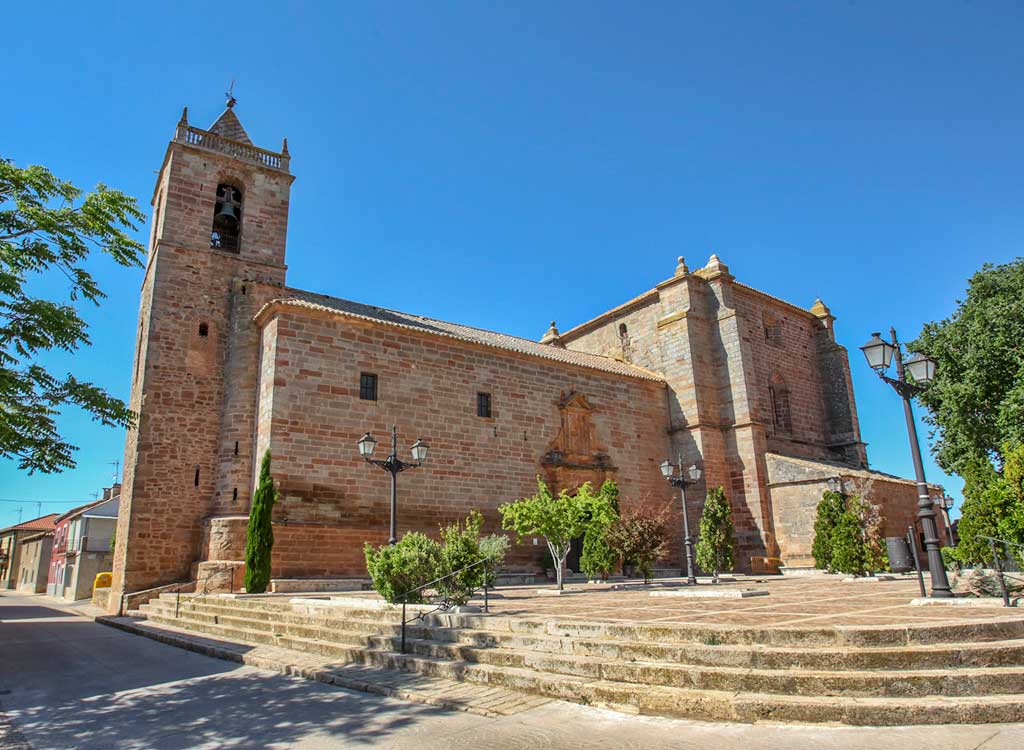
1,594,480,750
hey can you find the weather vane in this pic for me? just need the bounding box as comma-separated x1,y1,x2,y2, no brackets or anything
225,79,237,109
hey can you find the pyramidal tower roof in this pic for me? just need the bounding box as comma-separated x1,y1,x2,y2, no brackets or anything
208,96,252,145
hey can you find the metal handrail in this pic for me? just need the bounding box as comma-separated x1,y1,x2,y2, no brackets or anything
397,557,492,654
978,536,1024,607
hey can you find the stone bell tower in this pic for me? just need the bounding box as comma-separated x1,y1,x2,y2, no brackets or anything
109,99,294,611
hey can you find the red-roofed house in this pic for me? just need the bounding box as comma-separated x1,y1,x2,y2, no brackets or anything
47,486,120,601
0,514,59,590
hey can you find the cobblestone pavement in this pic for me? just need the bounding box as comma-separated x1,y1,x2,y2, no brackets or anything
3,591,1024,749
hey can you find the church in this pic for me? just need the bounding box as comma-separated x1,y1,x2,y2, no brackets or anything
108,102,944,610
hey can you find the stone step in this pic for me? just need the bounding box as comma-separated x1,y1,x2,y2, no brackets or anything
98,615,548,718
127,610,1024,725
142,598,1024,672
175,592,1024,647
140,609,1024,699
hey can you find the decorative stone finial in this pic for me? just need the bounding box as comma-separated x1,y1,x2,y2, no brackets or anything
540,320,564,347
703,253,730,274
225,80,237,110
810,298,831,318
281,138,290,156
179,106,189,125
675,256,689,276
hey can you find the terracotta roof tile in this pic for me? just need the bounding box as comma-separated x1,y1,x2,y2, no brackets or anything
0,513,59,535
256,290,665,382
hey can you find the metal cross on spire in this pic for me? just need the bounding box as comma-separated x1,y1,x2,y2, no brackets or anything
225,80,237,109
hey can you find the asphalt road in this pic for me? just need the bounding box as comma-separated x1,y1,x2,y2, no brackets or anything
2,591,1023,750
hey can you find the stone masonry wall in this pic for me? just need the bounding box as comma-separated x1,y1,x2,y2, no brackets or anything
109,135,291,611
250,306,675,577
766,453,947,568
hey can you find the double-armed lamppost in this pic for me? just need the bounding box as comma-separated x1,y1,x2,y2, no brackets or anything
357,426,429,545
660,457,702,585
860,329,952,598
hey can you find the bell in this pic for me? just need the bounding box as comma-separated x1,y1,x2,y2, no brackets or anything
217,201,237,219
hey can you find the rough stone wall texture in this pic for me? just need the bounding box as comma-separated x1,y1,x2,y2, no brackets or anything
765,453,947,567
560,259,868,570
109,131,291,611
249,307,675,576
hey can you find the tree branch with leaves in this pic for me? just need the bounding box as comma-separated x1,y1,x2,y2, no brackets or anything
500,477,590,590
1,158,145,473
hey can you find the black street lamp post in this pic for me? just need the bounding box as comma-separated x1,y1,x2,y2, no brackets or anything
660,457,703,585
357,425,429,545
860,328,952,598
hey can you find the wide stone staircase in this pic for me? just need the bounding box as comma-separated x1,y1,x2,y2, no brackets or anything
126,592,1024,725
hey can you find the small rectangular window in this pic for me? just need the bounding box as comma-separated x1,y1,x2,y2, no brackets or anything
360,373,378,401
477,392,492,418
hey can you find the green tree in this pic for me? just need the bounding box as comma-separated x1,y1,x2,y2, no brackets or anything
910,258,1024,476
579,479,620,580
1,158,145,473
695,487,735,581
244,451,277,593
500,477,589,590
811,490,846,571
954,442,1024,565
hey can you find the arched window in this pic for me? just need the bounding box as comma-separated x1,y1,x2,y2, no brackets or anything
769,373,793,435
211,184,242,253
618,322,632,361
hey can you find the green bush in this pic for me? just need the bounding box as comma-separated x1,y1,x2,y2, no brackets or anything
811,490,846,571
479,533,510,587
941,545,963,571
695,487,735,580
364,532,441,604
437,510,485,605
829,511,867,575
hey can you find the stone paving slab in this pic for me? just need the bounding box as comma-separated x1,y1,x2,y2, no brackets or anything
467,576,1024,629
98,615,550,718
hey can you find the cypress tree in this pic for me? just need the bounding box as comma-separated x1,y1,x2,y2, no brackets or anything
244,450,277,593
695,487,735,581
811,490,846,571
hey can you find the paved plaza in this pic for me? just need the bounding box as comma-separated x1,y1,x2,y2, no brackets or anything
4,587,1024,749
340,574,1024,629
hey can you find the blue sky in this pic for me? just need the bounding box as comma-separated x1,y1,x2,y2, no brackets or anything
2,1,1022,528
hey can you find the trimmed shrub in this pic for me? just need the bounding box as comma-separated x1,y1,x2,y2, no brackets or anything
437,510,485,605
579,480,620,581
829,510,867,575
811,490,846,571
244,450,277,594
364,532,441,604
